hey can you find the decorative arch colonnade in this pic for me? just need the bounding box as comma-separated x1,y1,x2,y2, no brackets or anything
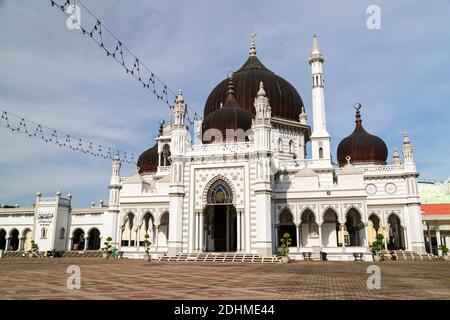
275,205,407,252
69,227,102,251
0,228,33,252
119,209,169,251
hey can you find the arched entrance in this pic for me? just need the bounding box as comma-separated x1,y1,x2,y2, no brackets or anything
345,208,365,246
300,209,318,247
72,228,85,250
87,228,101,250
368,214,381,245
204,180,236,252
322,208,339,247
278,209,296,247
9,229,19,251
0,229,6,250
22,229,33,251
387,214,405,250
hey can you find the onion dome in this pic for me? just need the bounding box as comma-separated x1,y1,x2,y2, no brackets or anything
202,78,253,144
137,143,158,174
204,39,304,122
337,104,388,167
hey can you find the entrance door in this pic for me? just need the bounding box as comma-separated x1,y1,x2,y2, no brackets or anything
213,206,227,251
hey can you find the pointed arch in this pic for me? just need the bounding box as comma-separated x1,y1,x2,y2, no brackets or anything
202,175,236,207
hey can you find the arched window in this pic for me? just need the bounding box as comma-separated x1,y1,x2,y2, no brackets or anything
319,147,324,159
278,138,283,152
60,227,65,239
162,144,171,166
41,227,47,239
289,140,294,154
208,181,232,205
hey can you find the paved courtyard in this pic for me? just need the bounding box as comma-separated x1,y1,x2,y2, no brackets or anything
0,258,449,300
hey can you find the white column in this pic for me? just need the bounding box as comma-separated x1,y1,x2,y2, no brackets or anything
18,237,23,251
318,224,322,247
341,224,346,249
296,224,300,252
427,223,432,254
240,211,245,251
383,225,388,250
402,226,408,250
69,237,74,251
155,225,160,249
136,228,141,249
84,236,89,251
436,226,442,257
364,223,369,248
275,224,279,250
194,212,198,251
199,212,204,252
237,211,241,252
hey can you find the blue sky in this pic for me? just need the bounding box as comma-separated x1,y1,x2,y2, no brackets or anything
1,0,449,208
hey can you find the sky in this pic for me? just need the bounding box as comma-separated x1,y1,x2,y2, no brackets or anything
0,0,449,208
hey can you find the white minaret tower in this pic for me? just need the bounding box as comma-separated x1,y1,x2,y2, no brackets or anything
105,152,122,246
168,90,188,255
309,34,331,168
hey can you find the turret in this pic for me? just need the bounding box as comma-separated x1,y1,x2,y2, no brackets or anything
309,34,331,168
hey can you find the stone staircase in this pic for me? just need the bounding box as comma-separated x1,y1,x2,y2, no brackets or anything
381,250,438,261
158,252,281,263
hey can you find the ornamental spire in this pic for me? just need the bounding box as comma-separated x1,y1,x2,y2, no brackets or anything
249,29,257,56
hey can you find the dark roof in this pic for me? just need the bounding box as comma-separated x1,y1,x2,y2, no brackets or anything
337,107,388,167
137,143,158,174
202,78,253,144
204,55,304,122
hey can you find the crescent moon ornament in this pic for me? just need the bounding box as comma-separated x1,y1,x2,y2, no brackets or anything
354,103,362,111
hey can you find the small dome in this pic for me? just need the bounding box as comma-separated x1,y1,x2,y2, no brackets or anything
204,53,304,122
337,105,388,167
202,78,253,144
137,143,158,174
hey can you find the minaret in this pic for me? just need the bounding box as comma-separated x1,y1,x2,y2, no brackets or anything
168,89,188,255
400,132,425,253
392,147,401,165
309,34,331,167
104,152,122,246
109,151,122,211
251,81,274,258
402,132,414,165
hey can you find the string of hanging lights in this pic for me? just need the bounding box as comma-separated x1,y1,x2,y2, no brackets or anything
0,108,137,164
49,0,201,127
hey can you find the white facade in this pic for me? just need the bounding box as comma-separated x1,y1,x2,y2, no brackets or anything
0,36,426,261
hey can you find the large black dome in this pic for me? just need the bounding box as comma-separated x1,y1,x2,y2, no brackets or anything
204,51,304,122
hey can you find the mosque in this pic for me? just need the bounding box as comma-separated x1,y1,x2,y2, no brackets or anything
0,35,427,261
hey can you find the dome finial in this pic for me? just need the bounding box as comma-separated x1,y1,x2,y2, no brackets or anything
354,103,362,124
249,29,257,56
257,81,266,97
224,77,237,105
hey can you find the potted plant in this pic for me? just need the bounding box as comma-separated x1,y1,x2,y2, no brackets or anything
370,234,384,262
102,236,113,259
439,244,449,261
143,233,152,261
279,232,292,263
28,240,39,258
